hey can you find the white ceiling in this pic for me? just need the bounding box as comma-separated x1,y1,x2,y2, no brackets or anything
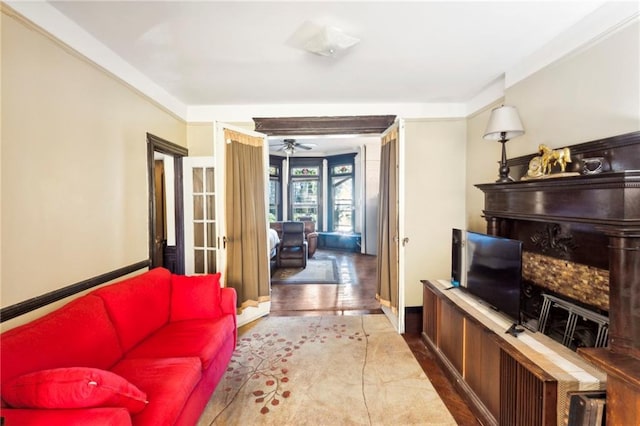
16,1,629,154
268,134,379,156
46,0,606,107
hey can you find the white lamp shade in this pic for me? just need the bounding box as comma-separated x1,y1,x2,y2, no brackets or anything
483,105,525,140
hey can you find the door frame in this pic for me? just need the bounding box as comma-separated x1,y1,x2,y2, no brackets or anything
258,115,405,333
147,133,188,273
378,120,406,333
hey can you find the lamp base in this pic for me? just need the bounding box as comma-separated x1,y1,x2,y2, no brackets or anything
495,175,514,183
496,139,513,183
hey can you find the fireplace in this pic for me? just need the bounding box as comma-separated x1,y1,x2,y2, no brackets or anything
520,279,609,350
476,130,640,426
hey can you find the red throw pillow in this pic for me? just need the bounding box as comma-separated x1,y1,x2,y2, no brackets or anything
2,367,148,413
171,273,222,321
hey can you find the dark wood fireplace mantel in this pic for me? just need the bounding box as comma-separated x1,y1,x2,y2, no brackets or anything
477,170,640,230
476,131,640,425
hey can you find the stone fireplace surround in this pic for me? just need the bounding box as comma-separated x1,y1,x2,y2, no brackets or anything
476,130,640,426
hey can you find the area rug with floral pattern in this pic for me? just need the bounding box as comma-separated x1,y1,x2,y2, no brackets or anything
197,315,456,425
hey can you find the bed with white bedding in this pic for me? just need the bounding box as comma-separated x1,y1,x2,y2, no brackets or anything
268,228,280,259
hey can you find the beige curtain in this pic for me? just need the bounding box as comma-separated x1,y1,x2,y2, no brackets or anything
376,127,399,313
224,129,270,312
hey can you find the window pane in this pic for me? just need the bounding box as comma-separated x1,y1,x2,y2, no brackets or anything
194,223,204,247
291,180,317,204
194,250,205,274
291,166,318,176
331,175,353,232
292,207,317,223
332,164,353,175
333,176,353,200
193,195,203,220
205,167,215,192
207,223,216,247
193,169,203,193
207,250,217,273
269,180,279,205
206,195,215,220
269,176,280,222
333,206,353,232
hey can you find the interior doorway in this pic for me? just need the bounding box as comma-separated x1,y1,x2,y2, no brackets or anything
146,133,188,273
258,116,397,316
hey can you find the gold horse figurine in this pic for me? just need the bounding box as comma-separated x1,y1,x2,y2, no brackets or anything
539,144,572,174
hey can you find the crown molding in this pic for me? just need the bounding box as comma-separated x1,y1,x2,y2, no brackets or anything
5,1,188,120
187,103,467,123
464,2,639,116
7,1,637,123
505,2,640,89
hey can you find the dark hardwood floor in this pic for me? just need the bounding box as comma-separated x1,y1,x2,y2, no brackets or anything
270,249,480,426
270,249,382,315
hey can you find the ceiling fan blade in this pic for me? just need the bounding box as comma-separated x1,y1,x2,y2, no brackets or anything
297,144,313,150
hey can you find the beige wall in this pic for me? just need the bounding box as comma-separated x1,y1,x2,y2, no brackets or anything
465,99,504,233
187,123,215,157
466,21,640,232
1,8,186,327
404,119,467,306
3,6,638,325
186,121,257,157
507,21,640,153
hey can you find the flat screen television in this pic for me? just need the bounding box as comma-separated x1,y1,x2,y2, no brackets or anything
464,231,523,323
451,228,463,287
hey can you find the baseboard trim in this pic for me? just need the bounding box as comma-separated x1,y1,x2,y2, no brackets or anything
404,306,423,334
0,260,150,322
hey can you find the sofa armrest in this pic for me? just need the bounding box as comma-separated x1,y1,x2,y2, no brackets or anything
220,287,237,316
220,286,237,347
1,407,132,425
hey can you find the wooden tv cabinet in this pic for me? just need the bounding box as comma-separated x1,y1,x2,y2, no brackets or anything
421,279,606,426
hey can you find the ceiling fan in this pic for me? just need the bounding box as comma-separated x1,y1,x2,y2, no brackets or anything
269,138,316,155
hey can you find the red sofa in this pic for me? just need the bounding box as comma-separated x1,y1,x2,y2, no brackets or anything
0,267,237,425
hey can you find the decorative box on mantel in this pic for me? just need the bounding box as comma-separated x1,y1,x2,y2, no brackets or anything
475,131,640,426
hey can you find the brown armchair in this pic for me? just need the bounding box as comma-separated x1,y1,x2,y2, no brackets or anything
270,221,318,258
276,222,307,268
303,221,318,258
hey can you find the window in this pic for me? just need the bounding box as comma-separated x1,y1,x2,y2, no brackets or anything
289,159,322,225
269,155,359,232
268,157,283,222
328,154,355,233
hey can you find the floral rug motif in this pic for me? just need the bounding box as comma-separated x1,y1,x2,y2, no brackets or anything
198,315,456,425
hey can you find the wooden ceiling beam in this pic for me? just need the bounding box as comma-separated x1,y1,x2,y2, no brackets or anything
253,115,396,136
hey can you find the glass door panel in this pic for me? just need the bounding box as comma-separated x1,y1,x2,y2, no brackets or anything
184,157,218,275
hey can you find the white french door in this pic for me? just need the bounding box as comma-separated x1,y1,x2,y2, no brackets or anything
183,157,220,275
380,119,406,333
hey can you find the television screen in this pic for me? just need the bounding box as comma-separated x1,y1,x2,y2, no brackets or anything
464,231,523,322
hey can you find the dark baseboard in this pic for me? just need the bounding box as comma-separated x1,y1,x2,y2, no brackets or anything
404,306,423,334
